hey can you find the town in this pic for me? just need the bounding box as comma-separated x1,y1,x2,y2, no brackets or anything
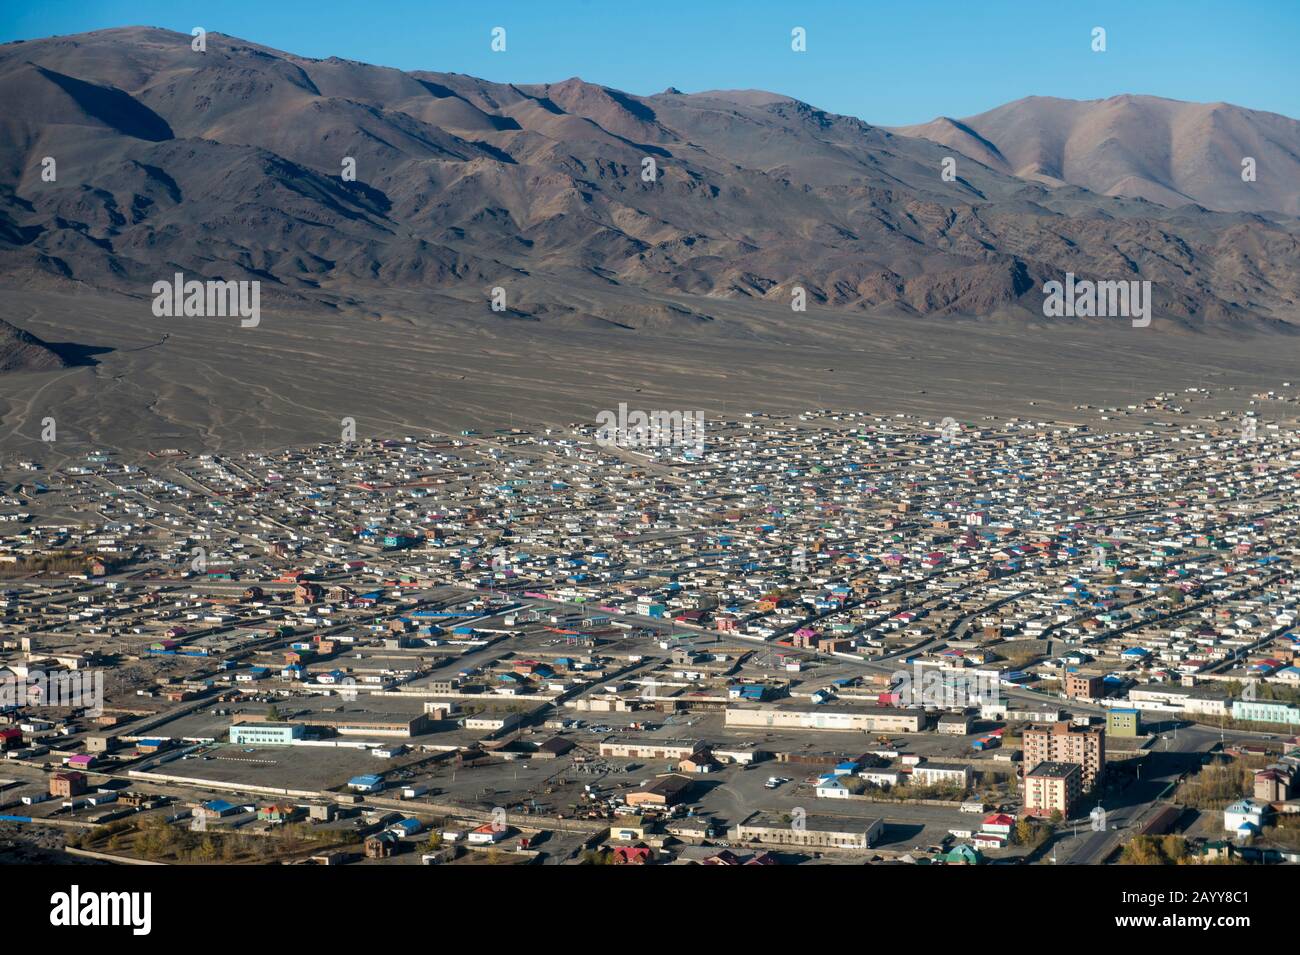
2,392,1299,867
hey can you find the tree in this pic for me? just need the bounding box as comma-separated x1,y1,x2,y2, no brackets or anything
1014,818,1034,846
1160,835,1188,863
1121,835,1188,865
195,836,218,862
1121,836,1163,865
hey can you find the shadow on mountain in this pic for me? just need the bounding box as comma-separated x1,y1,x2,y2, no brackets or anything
46,341,114,367
34,64,173,142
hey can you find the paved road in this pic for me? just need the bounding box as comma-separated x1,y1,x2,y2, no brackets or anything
1054,723,1221,864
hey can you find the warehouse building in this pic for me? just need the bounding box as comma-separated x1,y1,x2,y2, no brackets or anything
1232,699,1300,727
734,813,883,850
229,722,304,746
725,705,924,733
599,739,707,761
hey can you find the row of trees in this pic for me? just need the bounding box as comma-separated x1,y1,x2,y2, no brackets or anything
74,815,345,863
1117,834,1218,865
1176,757,1264,810
0,550,114,577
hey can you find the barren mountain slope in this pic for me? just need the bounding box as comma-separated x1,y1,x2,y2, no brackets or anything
895,94,1300,216
0,28,1297,328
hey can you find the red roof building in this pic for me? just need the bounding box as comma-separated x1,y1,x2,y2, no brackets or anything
982,813,1016,835
612,845,654,865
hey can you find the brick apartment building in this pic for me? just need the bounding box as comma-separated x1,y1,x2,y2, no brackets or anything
1064,672,1104,700
50,771,87,798
1023,721,1105,789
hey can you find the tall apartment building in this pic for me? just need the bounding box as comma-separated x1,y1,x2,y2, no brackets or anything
1022,721,1105,789
1024,762,1082,818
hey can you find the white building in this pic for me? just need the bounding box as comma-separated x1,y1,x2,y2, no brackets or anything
467,824,508,845
1223,799,1265,833
909,763,972,789
815,777,853,799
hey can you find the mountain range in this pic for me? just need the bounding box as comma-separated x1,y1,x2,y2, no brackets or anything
1,26,1297,329
894,94,1300,216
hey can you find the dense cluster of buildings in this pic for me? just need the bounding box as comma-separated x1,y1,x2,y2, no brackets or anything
1,404,1299,863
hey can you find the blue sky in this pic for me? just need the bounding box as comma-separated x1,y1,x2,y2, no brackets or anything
2,0,1297,125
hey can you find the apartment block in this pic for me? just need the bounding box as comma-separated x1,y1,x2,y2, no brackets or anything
1024,761,1082,818
1023,721,1105,789
1064,671,1104,700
